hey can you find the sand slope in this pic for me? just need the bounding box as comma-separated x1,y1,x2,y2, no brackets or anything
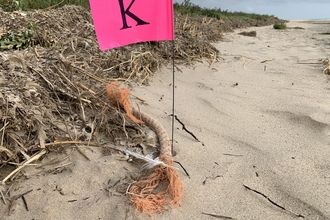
1,21,330,220
132,21,330,220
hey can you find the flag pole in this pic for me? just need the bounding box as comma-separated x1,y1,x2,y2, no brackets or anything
171,2,175,156
171,39,175,156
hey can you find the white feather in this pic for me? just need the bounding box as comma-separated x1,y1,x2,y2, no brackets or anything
109,145,177,170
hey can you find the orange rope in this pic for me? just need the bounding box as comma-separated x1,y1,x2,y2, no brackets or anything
106,82,144,124
129,155,183,214
106,82,183,215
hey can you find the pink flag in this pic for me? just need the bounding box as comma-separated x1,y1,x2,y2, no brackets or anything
89,0,174,51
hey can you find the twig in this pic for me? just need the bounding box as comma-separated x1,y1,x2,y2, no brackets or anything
119,112,129,140
28,66,54,89
4,184,12,197
0,146,18,163
1,99,9,146
43,0,64,10
1,150,47,185
171,115,200,141
0,122,9,133
59,87,91,103
130,93,147,103
296,62,322,64
261,59,275,63
33,47,39,58
19,150,31,161
174,161,190,178
125,181,136,195
203,175,222,185
243,184,305,218
8,189,33,212
0,189,7,204
103,60,131,72
77,82,96,95
53,64,76,88
201,212,235,219
223,153,243,157
21,195,28,211
7,133,28,152
7,162,38,166
78,90,86,122
13,189,33,200
71,64,108,84
52,162,72,170
44,141,100,147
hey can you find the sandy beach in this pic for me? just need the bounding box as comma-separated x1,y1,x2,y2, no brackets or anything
1,20,330,219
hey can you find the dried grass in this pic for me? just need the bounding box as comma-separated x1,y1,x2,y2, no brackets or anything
0,6,224,84
0,5,228,172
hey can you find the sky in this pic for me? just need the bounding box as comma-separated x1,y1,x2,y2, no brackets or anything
174,0,330,20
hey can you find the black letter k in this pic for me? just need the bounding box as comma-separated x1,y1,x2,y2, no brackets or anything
118,0,150,30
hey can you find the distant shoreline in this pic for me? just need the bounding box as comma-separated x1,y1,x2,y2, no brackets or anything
289,19,330,24
309,18,330,21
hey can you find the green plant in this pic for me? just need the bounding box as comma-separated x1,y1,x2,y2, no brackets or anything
0,23,37,50
174,0,277,21
0,0,90,11
273,22,287,29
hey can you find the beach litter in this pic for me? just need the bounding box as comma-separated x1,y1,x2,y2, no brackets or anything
106,82,183,214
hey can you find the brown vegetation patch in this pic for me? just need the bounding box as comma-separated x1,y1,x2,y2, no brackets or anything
238,31,257,37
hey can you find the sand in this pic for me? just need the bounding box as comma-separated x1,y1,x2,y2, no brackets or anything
1,20,330,220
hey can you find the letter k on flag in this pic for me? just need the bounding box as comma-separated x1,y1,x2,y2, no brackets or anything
89,0,174,51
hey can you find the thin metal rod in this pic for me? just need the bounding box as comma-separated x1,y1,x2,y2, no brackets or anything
171,39,175,156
